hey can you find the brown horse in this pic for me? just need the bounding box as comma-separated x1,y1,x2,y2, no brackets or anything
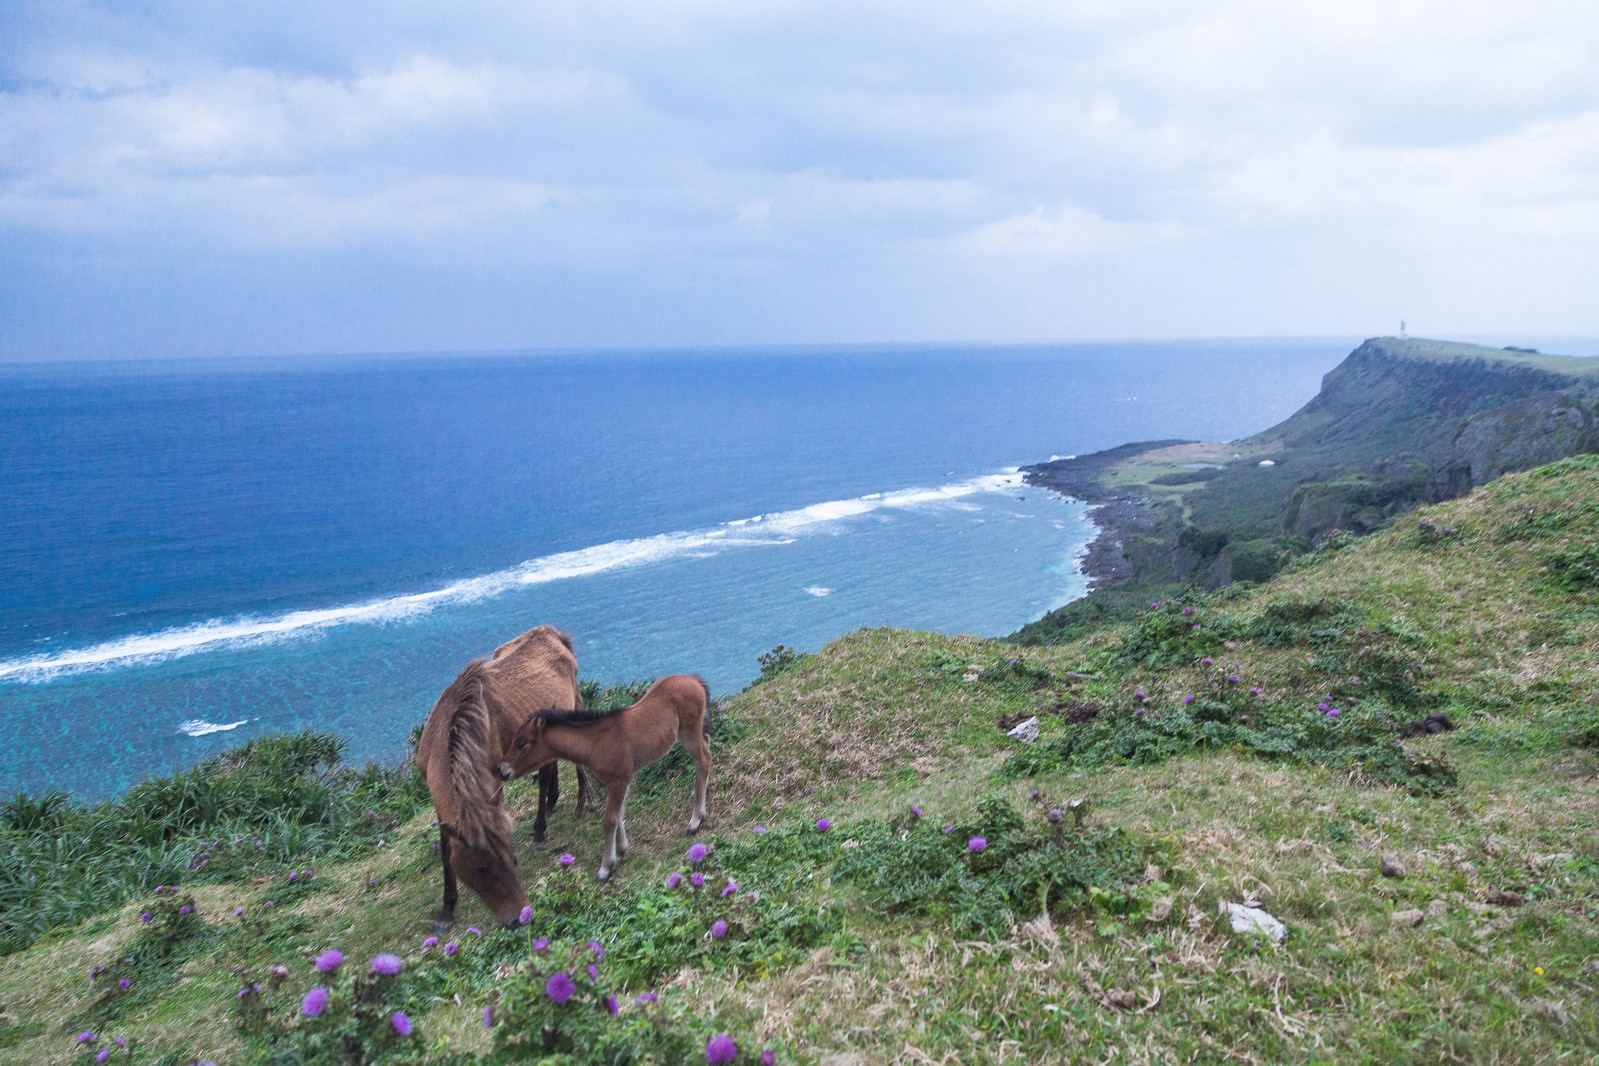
486,626,589,844
415,624,580,928
414,659,527,930
497,674,711,881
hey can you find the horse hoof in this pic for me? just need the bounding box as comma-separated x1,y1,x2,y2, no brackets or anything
686,819,703,836
597,867,611,882
432,918,454,936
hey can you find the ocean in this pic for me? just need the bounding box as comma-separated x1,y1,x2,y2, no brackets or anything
0,338,1356,799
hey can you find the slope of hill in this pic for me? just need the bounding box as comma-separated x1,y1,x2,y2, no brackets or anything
1019,338,1599,637
1,456,1595,1063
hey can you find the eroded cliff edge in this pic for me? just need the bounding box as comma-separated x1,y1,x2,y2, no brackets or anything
1017,337,1599,638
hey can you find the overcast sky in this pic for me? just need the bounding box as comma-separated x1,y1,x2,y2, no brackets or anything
2,1,1596,360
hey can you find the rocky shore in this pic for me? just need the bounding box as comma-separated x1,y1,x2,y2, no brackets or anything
1022,439,1189,590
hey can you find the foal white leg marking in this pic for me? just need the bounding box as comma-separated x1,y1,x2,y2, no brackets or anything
616,782,631,857
687,724,711,833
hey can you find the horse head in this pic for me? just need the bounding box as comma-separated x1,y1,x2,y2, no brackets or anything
498,712,553,782
439,821,527,929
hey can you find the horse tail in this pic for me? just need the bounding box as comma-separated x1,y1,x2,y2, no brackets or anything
445,661,516,861
691,675,712,741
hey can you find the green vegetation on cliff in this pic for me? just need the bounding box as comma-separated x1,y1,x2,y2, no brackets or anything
2,455,1596,1063
1020,337,1599,642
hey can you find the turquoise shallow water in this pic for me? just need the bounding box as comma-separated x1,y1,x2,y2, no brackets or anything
0,339,1355,799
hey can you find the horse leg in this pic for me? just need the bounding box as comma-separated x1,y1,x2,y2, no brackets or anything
574,764,589,815
435,826,458,932
531,763,554,846
597,781,629,881
684,728,712,835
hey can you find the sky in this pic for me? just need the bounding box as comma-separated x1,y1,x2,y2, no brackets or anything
2,1,1597,361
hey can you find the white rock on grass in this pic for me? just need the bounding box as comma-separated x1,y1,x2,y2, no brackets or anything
1007,716,1040,744
1223,902,1288,943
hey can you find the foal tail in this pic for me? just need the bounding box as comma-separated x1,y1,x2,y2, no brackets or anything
691,675,712,741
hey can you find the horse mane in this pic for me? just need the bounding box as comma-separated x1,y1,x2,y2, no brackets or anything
443,661,516,864
533,705,622,729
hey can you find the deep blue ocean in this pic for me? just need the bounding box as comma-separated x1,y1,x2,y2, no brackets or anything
0,339,1357,799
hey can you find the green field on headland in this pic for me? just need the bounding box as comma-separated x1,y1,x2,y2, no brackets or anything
1,341,1596,1064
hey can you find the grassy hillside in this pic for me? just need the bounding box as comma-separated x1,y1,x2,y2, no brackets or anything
1,457,1596,1064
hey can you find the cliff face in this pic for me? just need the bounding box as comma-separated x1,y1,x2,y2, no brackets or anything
1427,392,1599,500
1022,337,1599,611
1252,339,1599,539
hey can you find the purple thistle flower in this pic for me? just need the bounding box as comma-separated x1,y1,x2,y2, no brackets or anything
178,904,191,915
1183,695,1194,705
1318,702,1330,712
118,978,130,991
968,836,988,853
1133,707,1144,716
721,880,739,897
587,963,599,981
942,824,955,834
711,919,728,940
558,853,575,867
605,994,620,1016
140,911,152,924
391,1011,412,1037
95,1049,111,1064
466,926,482,937
482,1006,493,1029
546,972,576,1004
532,937,550,953
1249,686,1262,696
762,1050,777,1065
421,936,438,951
909,804,922,817
589,940,605,960
77,1031,96,1044
1202,657,1214,666
1135,688,1148,701
302,986,329,1018
445,941,458,956
1227,675,1241,684
233,906,245,917
314,949,344,973
815,818,831,831
1326,708,1341,718
637,992,658,1004
706,1033,738,1064
752,825,767,833
518,904,533,926
1182,606,1193,616
370,953,403,976
691,872,705,888
687,841,709,863
666,871,682,889
288,872,297,881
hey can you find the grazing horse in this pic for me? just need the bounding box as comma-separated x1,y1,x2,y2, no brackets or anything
486,626,589,844
498,674,711,881
414,658,527,930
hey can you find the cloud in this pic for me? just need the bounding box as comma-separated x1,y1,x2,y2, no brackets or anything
2,0,1596,357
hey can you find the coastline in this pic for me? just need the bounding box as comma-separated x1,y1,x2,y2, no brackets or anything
1023,439,1189,591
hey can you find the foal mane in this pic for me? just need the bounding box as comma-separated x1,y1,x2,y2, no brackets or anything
443,661,516,864
530,705,621,730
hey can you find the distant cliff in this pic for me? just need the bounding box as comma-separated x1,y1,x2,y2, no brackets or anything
1018,337,1599,636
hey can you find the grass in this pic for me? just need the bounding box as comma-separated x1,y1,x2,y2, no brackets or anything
0,457,1596,1063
